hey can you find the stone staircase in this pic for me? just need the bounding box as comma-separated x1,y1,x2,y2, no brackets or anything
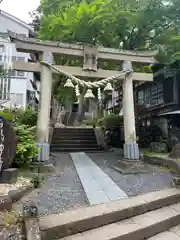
39,188,180,240
50,127,100,152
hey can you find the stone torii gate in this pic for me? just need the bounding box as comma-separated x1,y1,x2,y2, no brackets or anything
8,31,155,160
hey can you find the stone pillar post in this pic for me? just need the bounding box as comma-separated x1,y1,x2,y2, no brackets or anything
37,52,53,142
77,91,85,122
123,61,139,160
36,52,53,161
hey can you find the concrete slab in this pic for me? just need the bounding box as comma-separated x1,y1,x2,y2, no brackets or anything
70,152,128,205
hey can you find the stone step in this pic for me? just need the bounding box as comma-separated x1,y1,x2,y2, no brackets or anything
54,128,94,131
39,188,180,240
50,147,100,152
147,225,180,239
52,134,96,139
59,204,180,240
51,137,96,142
51,139,96,143
53,129,95,134
51,143,98,147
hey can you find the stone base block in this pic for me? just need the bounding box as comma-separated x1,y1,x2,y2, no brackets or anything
0,168,18,184
39,163,55,173
124,142,139,160
172,177,180,187
150,142,168,153
111,159,149,174
36,143,49,162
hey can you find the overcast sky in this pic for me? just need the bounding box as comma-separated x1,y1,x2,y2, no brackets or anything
1,0,40,23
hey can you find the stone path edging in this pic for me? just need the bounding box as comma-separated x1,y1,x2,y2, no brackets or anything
39,188,180,240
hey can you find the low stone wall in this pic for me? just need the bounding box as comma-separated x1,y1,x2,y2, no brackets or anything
142,154,180,176
94,127,107,150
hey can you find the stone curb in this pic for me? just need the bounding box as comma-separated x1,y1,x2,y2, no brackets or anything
39,188,180,240
25,218,41,240
142,154,180,175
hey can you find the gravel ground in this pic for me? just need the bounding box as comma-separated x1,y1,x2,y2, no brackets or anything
87,152,174,197
0,177,31,196
0,211,24,240
15,153,89,217
14,151,175,217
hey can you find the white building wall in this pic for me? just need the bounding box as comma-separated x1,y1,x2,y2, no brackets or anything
0,11,34,108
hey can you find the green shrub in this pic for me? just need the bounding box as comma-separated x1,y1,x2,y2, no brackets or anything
0,108,37,126
82,119,97,126
31,175,44,188
98,115,123,128
13,125,38,168
18,108,37,127
0,110,13,121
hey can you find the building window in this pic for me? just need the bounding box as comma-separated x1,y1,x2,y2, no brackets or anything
144,88,150,105
0,76,9,100
18,34,26,37
17,56,25,61
12,56,17,61
157,82,163,104
10,93,23,106
137,90,144,104
151,84,158,106
0,32,8,39
11,70,16,77
150,82,164,106
10,70,25,77
17,71,25,77
0,45,5,53
0,78,3,99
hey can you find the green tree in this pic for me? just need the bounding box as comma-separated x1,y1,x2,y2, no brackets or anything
38,0,180,54
29,0,180,120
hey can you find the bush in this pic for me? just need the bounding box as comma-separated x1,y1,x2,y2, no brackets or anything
31,175,44,188
0,110,13,121
98,115,123,128
97,115,124,148
13,125,38,168
18,108,37,127
82,119,97,126
0,108,37,127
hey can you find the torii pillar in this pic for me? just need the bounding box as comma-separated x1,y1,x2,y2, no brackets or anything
36,52,53,161
122,61,139,160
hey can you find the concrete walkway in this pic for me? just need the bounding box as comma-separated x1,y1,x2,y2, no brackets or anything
70,152,128,205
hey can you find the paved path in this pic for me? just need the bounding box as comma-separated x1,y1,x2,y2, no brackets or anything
70,152,127,205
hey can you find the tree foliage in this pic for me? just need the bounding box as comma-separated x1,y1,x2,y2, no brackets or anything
37,0,180,58
29,0,180,103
